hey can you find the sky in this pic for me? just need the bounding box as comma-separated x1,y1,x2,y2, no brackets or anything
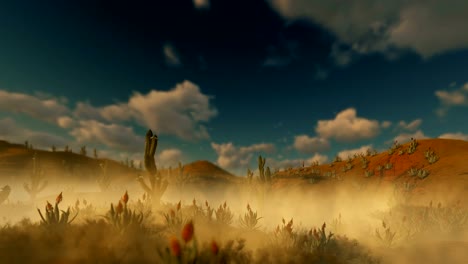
0,0,468,175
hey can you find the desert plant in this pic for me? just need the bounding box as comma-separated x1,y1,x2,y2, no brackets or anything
407,167,418,176
418,169,430,179
23,152,48,201
0,185,11,205
238,204,262,230
424,148,439,164
37,192,78,228
333,155,342,163
97,160,111,192
51,145,56,152
137,129,168,205
384,162,393,170
361,156,369,169
375,221,396,247
407,138,418,154
104,191,144,232
388,140,401,155
246,168,254,185
80,146,87,156
93,148,98,159
215,202,234,225
376,165,384,177
308,223,334,253
364,170,374,177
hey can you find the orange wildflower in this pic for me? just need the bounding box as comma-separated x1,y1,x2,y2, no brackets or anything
121,191,129,204
56,192,63,204
181,221,194,243
46,201,53,212
116,201,124,214
211,240,219,255
169,237,182,257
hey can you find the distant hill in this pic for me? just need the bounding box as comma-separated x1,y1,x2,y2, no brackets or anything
272,138,468,205
0,140,140,182
0,140,240,187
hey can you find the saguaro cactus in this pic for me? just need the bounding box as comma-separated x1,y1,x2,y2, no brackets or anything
258,155,266,182
137,130,168,204
24,152,48,201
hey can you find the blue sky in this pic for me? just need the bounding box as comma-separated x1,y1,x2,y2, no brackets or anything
0,0,468,175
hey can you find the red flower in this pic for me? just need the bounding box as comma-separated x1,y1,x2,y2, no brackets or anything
121,191,129,204
211,240,219,255
169,237,181,257
181,221,194,243
56,192,63,204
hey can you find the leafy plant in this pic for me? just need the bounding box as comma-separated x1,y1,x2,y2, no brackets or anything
215,202,234,225
104,191,144,232
23,152,48,201
407,138,418,154
239,204,262,230
375,221,396,247
37,192,78,228
424,148,439,164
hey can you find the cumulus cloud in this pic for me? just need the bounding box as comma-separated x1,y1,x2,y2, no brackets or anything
381,121,392,129
0,117,68,148
157,148,183,167
268,0,468,59
435,82,468,116
211,142,276,170
337,145,373,160
57,116,75,129
393,130,427,144
438,132,468,141
70,120,144,153
293,135,330,154
128,81,217,140
316,108,380,142
0,90,69,123
398,119,422,131
163,43,182,67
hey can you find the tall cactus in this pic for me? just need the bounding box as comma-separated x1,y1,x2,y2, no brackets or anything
137,129,168,205
258,155,266,182
23,152,48,201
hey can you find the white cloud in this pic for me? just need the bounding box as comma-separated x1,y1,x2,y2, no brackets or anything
128,80,217,140
381,121,392,129
57,116,75,129
163,43,182,67
393,130,427,144
0,90,69,123
157,148,183,167
193,0,210,10
435,82,468,116
211,142,276,170
70,120,144,153
316,108,380,142
0,117,68,148
268,0,468,59
337,145,373,160
293,135,330,154
398,119,422,131
438,132,468,141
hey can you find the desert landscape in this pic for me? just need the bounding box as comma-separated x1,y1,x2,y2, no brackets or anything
0,130,466,264
1,1,468,263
